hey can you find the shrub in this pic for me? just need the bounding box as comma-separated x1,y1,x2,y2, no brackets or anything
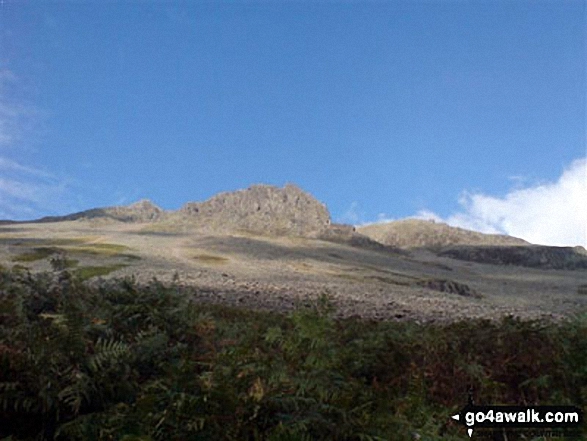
0,267,584,440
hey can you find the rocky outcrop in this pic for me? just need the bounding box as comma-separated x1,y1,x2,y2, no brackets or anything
104,199,164,222
358,219,528,249
317,223,404,252
416,278,482,298
35,199,164,223
178,184,331,236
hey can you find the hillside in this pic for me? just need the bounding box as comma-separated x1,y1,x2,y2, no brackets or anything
439,244,587,270
358,219,528,249
0,184,586,322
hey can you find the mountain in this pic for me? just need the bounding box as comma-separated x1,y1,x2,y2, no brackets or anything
357,219,587,270
1,184,585,322
29,184,331,236
178,184,331,236
24,184,384,244
357,219,528,249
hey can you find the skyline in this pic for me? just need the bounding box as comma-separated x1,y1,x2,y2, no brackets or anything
0,1,585,247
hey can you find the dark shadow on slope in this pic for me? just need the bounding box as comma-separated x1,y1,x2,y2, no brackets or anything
438,245,587,270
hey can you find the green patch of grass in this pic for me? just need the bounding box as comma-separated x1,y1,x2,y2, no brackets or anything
9,240,136,265
39,237,94,246
0,236,95,249
192,253,229,264
66,243,130,255
73,264,128,281
62,258,79,269
11,247,58,262
119,253,141,261
12,237,94,247
136,224,182,235
58,243,136,260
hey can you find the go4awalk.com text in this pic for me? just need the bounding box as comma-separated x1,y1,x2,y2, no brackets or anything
451,404,582,438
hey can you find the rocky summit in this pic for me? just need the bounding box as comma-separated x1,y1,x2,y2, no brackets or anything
178,184,331,235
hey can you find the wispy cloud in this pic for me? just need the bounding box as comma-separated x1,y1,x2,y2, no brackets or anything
413,158,587,247
0,69,39,149
339,201,362,224
0,68,72,220
0,69,21,148
357,212,396,227
0,158,71,220
0,157,54,179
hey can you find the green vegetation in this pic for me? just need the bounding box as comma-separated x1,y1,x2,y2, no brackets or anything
62,259,79,269
192,253,229,264
68,243,130,255
0,237,93,247
49,254,79,271
0,268,585,440
11,247,58,262
73,264,128,281
50,257,79,270
5,237,133,259
136,224,182,235
120,253,142,261
36,238,94,246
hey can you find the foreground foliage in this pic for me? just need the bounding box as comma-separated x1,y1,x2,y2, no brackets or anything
0,268,585,440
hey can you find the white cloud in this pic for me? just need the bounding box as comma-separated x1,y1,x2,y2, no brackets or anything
357,212,397,227
0,68,73,220
0,68,35,149
0,157,53,179
341,202,397,225
412,209,443,223
340,201,362,224
375,212,396,223
414,158,587,247
0,161,72,220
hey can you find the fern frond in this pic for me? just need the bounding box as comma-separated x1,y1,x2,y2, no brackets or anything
57,370,94,415
88,337,130,373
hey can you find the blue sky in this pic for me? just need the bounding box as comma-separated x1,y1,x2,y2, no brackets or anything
0,1,585,246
